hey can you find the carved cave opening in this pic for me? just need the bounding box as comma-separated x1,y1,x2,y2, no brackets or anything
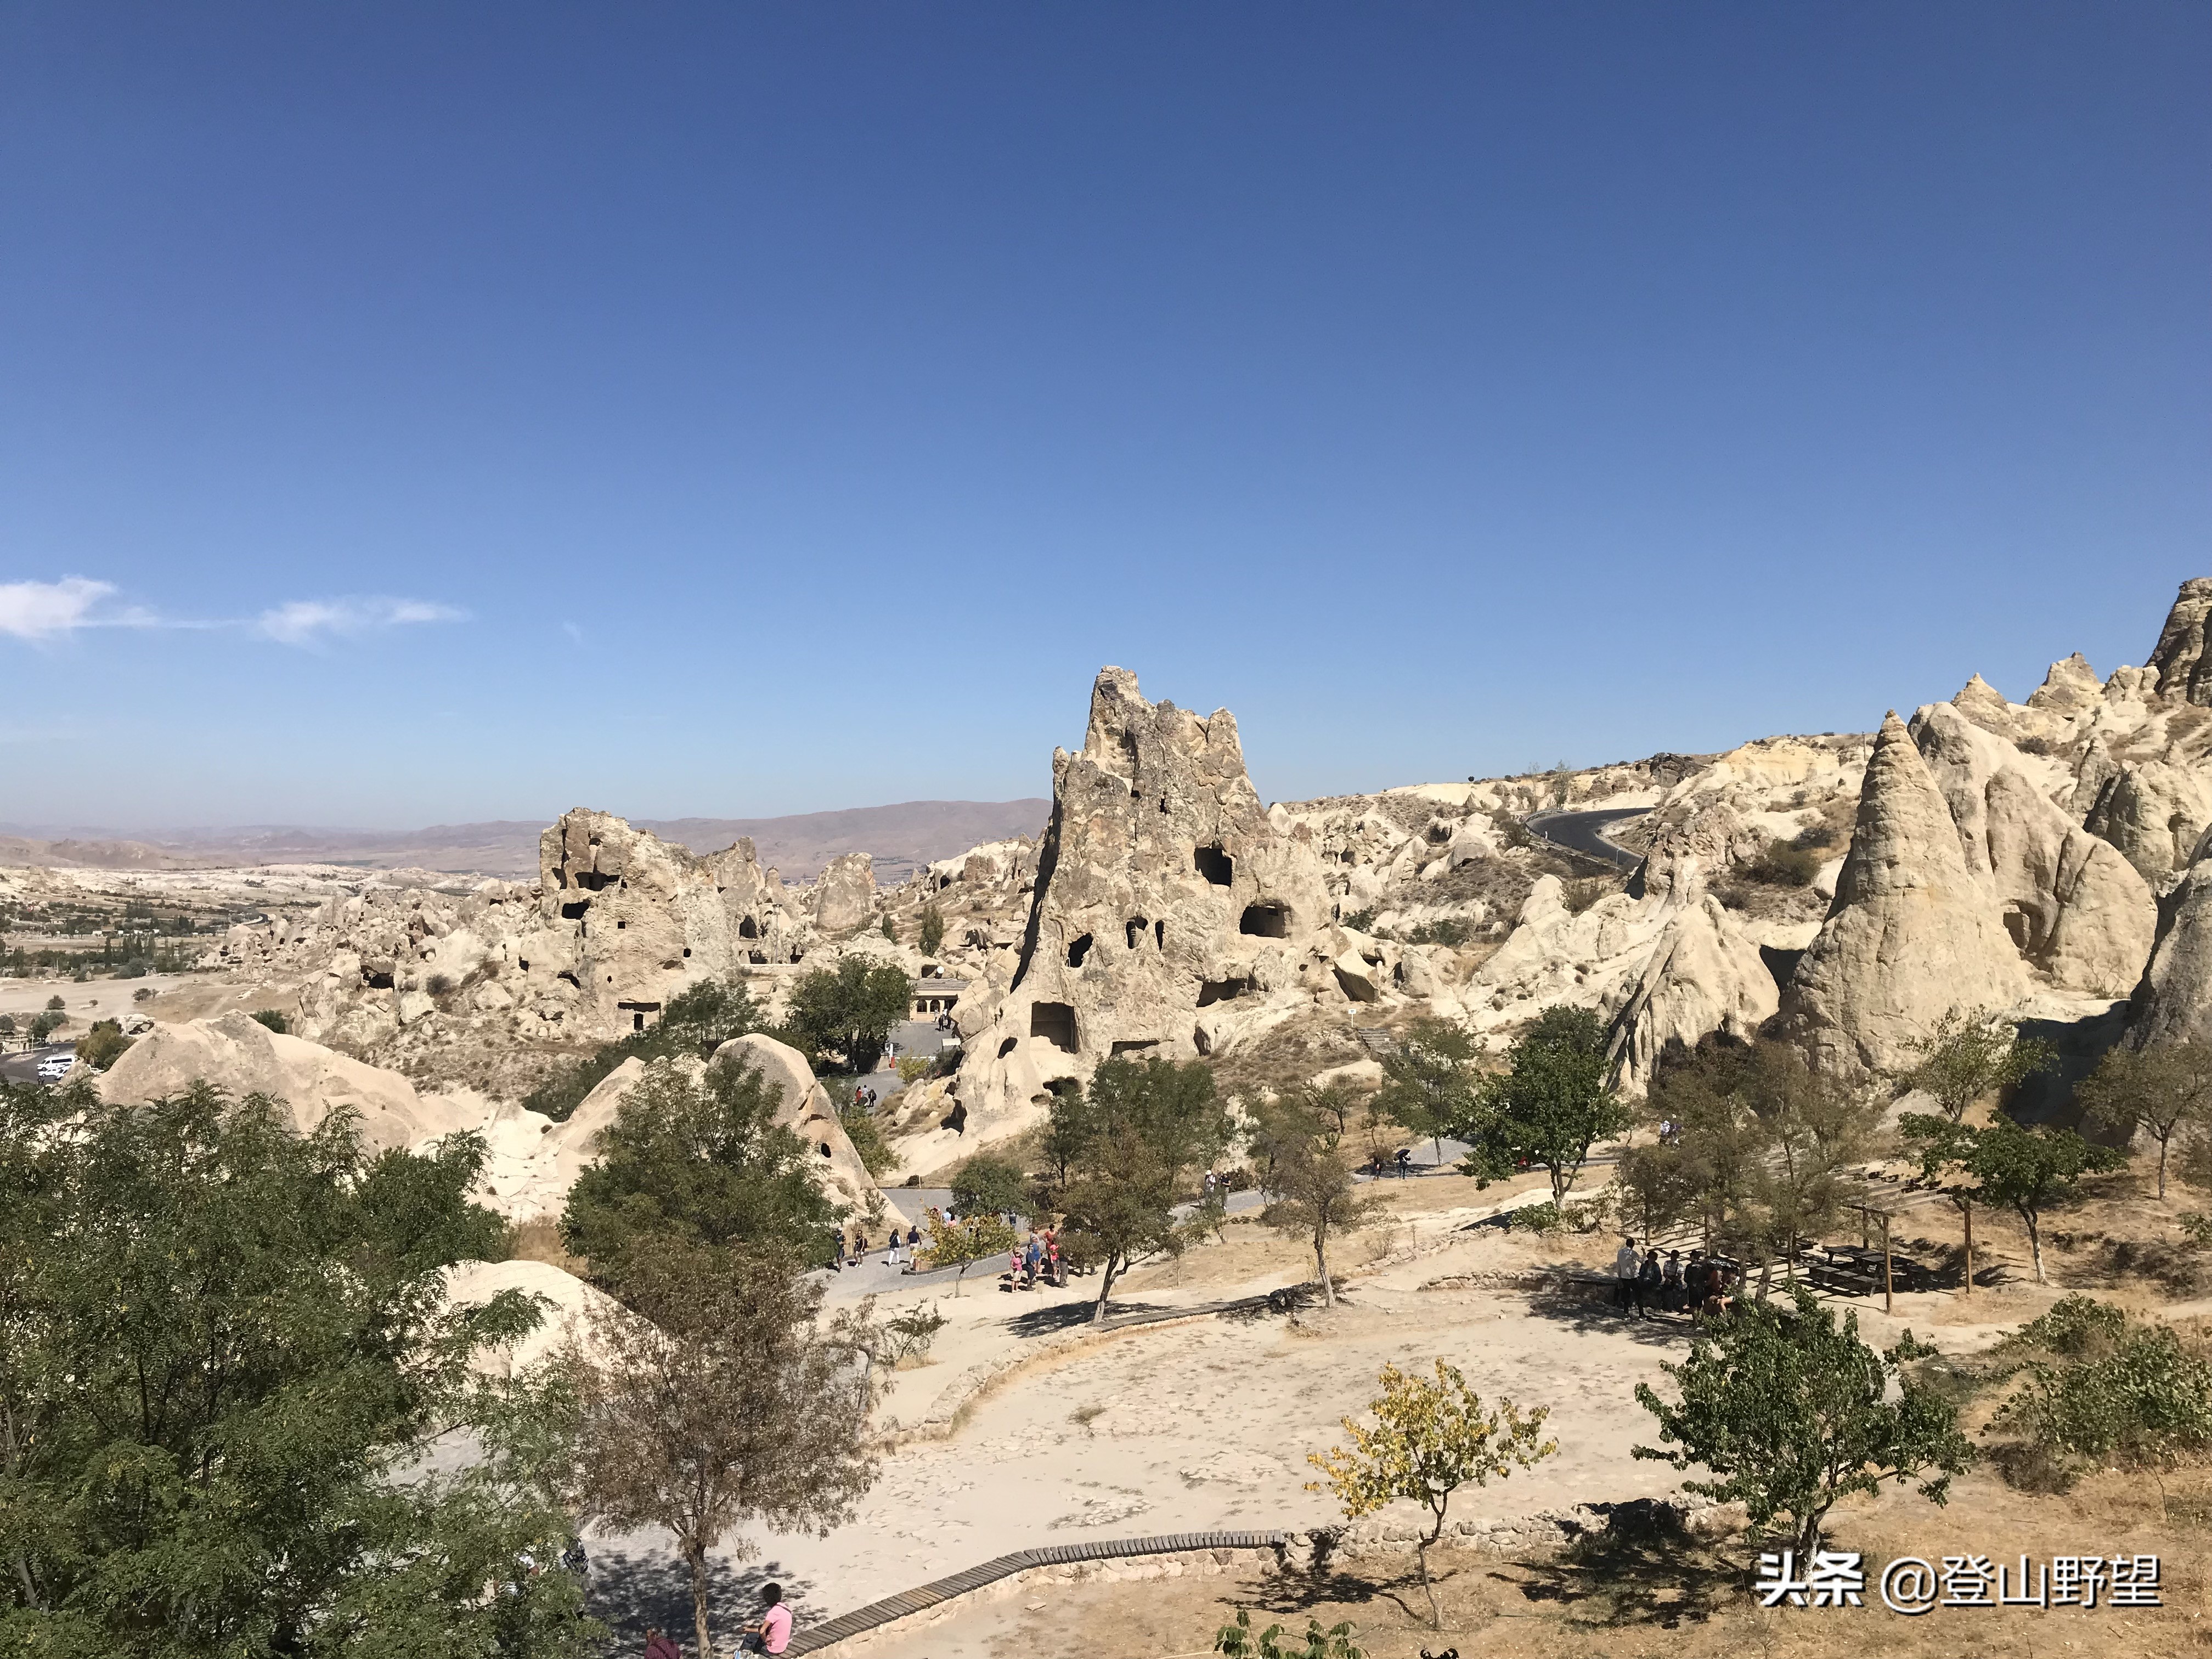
1030,1002,1079,1053
1195,844,1234,886
1238,901,1289,938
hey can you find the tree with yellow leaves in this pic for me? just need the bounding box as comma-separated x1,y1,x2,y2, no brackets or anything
1306,1361,1558,1627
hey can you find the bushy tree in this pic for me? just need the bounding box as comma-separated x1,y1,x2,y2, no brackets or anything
1253,1092,1387,1308
784,957,913,1075
560,1054,843,1290
1971,1116,2124,1284
524,977,763,1121
1463,1006,1630,1204
922,1209,1018,1293
950,1150,1030,1218
249,1007,289,1032
1900,1008,2054,1121
0,1080,589,1653
562,1245,876,1657
1307,1361,1556,1627
1373,1017,1481,1163
1993,1295,2212,1482
918,902,947,958
2077,1040,2212,1199
27,1011,61,1043
1634,1288,1973,1555
73,1018,132,1071
1047,1056,1234,1323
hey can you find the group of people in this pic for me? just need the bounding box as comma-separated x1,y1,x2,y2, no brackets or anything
831,1221,923,1271
1007,1226,1064,1290
1611,1237,1741,1319
850,1082,881,1111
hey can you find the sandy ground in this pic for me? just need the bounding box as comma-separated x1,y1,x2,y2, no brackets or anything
588,1195,1702,1640
0,973,188,1024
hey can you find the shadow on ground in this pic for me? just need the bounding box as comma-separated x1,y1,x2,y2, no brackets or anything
588,1548,822,1647
1510,1504,1743,1629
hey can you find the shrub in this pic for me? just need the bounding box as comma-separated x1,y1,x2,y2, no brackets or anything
44,995,64,1012
75,1020,133,1071
249,1009,289,1034
839,1106,897,1177
1560,877,1612,915
1505,1201,1564,1233
1995,1313,2212,1482
424,973,456,997
1341,907,1379,933
0,1014,13,1036
132,986,157,1002
1404,917,1472,947
1746,840,1822,885
881,1305,946,1367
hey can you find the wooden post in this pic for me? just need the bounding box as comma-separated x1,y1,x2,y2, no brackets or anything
1860,1208,1869,1250
1882,1214,1894,1314
1962,1203,1973,1298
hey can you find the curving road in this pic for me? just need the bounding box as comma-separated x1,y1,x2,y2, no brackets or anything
1522,806,1650,873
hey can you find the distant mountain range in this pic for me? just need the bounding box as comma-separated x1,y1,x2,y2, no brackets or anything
0,799,1050,883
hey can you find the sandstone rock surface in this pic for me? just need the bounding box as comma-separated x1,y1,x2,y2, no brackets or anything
1781,713,2030,1077
2148,577,2212,706
97,1012,472,1153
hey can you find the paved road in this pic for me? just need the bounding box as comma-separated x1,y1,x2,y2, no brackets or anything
0,1043,75,1087
1523,806,1650,873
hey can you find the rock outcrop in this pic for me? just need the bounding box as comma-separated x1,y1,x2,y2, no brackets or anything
2126,839,2212,1051
97,1012,475,1153
1781,713,2031,1077
811,850,877,934
947,668,1334,1146
1909,701,2155,995
712,1031,876,1210
1607,895,1781,1085
2147,577,2212,706
2083,760,2212,889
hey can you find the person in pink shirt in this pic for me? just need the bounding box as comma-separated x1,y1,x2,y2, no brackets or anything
739,1582,792,1655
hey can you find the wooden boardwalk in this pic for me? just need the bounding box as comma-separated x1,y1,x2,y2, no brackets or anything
785,1530,1289,1655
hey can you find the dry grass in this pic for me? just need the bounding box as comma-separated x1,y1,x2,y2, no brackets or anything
929,1466,2207,1658
504,1217,588,1276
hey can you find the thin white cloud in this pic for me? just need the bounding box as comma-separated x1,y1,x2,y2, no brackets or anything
253,596,466,646
2,576,466,647
0,577,117,639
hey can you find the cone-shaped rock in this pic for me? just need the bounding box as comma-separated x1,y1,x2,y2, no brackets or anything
1781,712,2028,1076
2148,578,2212,706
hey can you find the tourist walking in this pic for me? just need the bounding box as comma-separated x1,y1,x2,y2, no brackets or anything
1661,1250,1684,1312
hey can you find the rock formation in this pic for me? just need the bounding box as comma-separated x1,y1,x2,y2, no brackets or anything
947,668,1334,1145
1909,701,2154,995
1780,713,2031,1077
2128,842,2212,1049
97,1012,476,1153
811,850,878,934
2147,577,2212,706
2083,759,2212,889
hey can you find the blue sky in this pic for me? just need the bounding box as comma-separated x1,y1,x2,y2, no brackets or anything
3,3,2206,829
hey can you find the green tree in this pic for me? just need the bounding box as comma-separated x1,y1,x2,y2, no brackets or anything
949,1151,1030,1219
1900,1008,2055,1121
0,1014,15,1037
918,902,947,958
1899,1113,1986,1294
921,1209,1018,1293
1634,1288,1973,1555
249,1007,290,1033
1611,1137,1697,1241
784,957,914,1076
524,977,763,1121
1462,1006,1630,1204
561,1054,844,1290
73,1019,133,1071
43,995,63,1012
27,1011,61,1043
1970,1116,2125,1284
1049,1056,1234,1323
0,1080,591,1652
1306,1361,1556,1627
881,915,896,943
1373,1017,1481,1163
2076,1041,2212,1199
562,1244,876,1658
1253,1093,1388,1308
